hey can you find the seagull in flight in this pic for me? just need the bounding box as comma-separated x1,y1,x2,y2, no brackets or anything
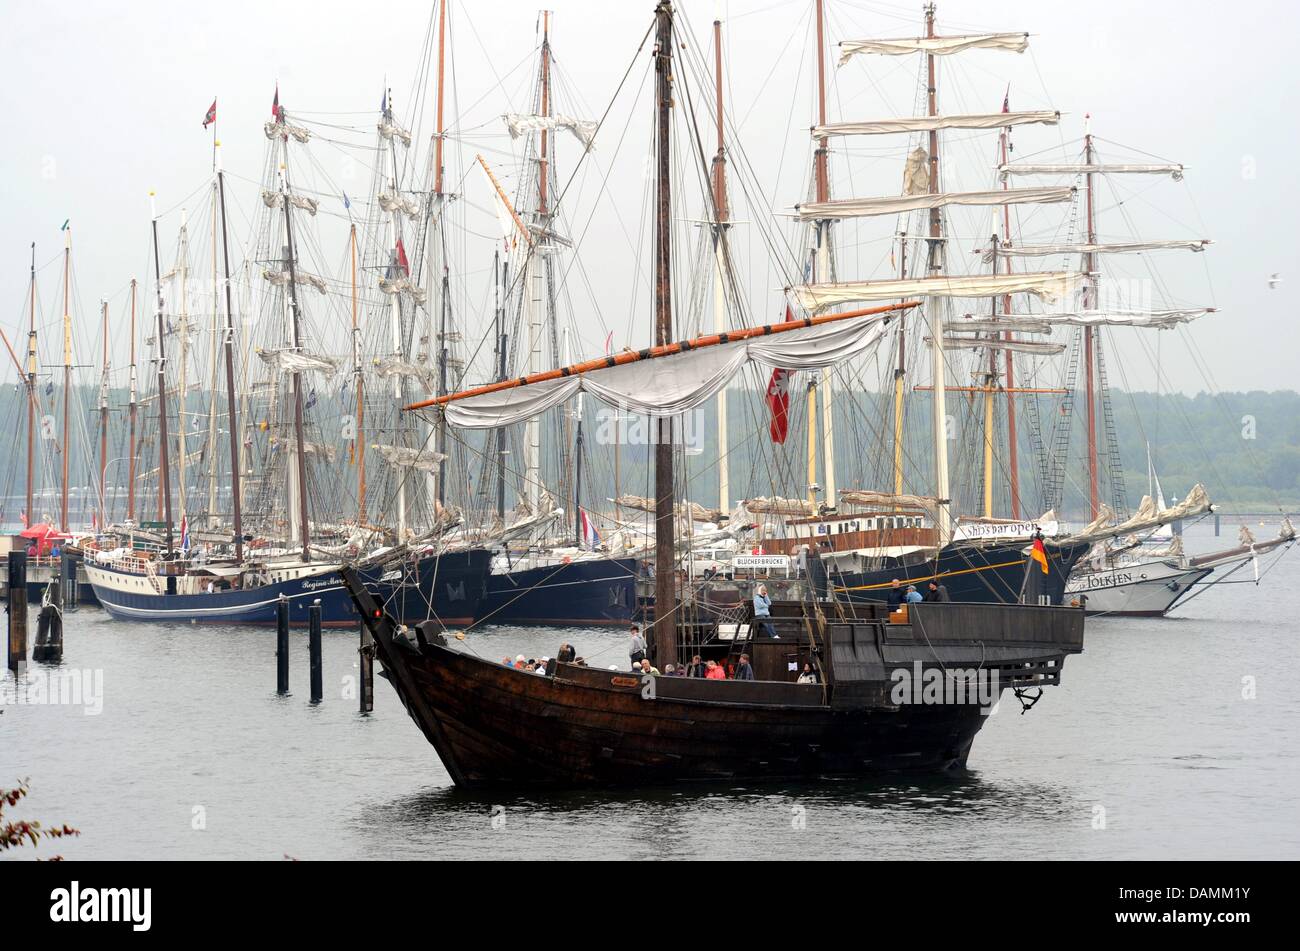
1268,273,1282,289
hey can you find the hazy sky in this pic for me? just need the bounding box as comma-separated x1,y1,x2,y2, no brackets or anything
2,0,1295,397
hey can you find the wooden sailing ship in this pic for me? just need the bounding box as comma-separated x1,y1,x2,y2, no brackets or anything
342,2,1087,789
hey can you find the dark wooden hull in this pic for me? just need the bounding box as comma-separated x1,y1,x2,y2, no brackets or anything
342,566,1085,789
380,639,991,787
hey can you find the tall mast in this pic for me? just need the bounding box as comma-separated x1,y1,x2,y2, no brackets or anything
924,2,952,542
432,0,449,508
98,298,109,525
279,145,313,562
382,90,409,539
176,209,190,526
127,278,137,523
1083,116,1099,519
893,230,907,495
205,181,221,529
350,223,365,528
25,243,36,527
652,1,677,668
711,18,730,514
60,227,71,533
493,249,507,520
999,94,1020,518
216,145,245,562
150,195,176,552
813,0,837,510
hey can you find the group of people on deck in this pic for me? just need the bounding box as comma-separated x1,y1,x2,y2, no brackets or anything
886,578,951,610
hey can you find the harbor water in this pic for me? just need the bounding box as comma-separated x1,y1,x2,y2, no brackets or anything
2,523,1296,860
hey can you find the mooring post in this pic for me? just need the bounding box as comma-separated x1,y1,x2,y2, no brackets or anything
358,618,374,714
7,550,27,674
1214,513,1221,537
308,599,323,704
33,563,64,664
276,595,290,695
61,549,78,609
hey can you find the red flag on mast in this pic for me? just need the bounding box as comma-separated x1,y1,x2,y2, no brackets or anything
395,238,410,275
202,98,217,129
765,305,794,444
272,84,283,121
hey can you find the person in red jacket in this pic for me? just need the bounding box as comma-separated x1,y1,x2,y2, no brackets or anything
705,659,726,680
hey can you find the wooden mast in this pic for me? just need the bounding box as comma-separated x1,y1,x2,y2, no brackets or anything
279,138,313,562
127,278,137,524
999,93,1020,518
25,243,36,528
652,0,677,668
1083,116,1099,519
711,17,730,515
150,195,176,552
924,2,952,543
216,145,245,562
893,231,907,495
350,223,365,527
433,0,449,508
813,0,836,511
99,298,109,526
60,227,71,533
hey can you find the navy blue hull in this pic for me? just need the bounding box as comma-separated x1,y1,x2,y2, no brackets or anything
478,557,639,626
829,539,1091,606
88,549,492,627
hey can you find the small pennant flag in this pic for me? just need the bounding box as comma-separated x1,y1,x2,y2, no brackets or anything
271,84,283,121
764,305,794,445
60,219,69,232
395,237,410,275
342,191,351,211
180,514,190,552
203,98,217,129
381,89,387,114
1030,535,1050,574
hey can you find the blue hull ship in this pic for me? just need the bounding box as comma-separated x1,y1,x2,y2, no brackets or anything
85,548,492,627
477,556,639,627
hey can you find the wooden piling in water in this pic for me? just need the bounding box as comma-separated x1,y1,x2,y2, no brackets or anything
308,599,323,704
33,566,63,664
276,595,289,695
7,551,27,674
359,619,374,713
61,549,78,609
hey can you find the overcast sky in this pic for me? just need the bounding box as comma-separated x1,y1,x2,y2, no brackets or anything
1,0,1295,397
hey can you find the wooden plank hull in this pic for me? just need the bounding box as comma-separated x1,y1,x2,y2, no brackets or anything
384,641,990,787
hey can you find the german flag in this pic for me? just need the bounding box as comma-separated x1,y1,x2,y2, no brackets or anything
1030,536,1050,574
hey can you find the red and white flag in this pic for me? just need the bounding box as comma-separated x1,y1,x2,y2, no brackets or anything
395,237,410,275
765,306,794,444
202,98,217,129
271,84,284,121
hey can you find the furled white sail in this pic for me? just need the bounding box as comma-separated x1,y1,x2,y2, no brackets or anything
372,444,446,472
932,335,1065,355
434,318,889,429
1038,309,1215,329
256,348,341,377
797,186,1072,221
999,163,1184,180
261,190,319,216
740,496,813,516
262,268,329,294
378,118,412,147
839,32,1029,64
616,495,722,523
814,110,1057,137
378,191,422,219
377,276,427,304
373,357,437,391
984,239,1210,261
503,113,598,150
264,121,311,143
902,146,929,195
790,271,1082,313
1068,484,1212,545
944,317,1052,334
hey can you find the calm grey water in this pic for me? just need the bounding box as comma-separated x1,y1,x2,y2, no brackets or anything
3,522,1297,860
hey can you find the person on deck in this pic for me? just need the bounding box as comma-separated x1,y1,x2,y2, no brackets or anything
705,659,726,680
925,581,951,602
887,579,906,610
734,654,755,680
628,625,646,668
557,642,576,664
752,585,778,639
797,662,819,685
638,658,660,676
686,654,707,678
904,585,923,604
